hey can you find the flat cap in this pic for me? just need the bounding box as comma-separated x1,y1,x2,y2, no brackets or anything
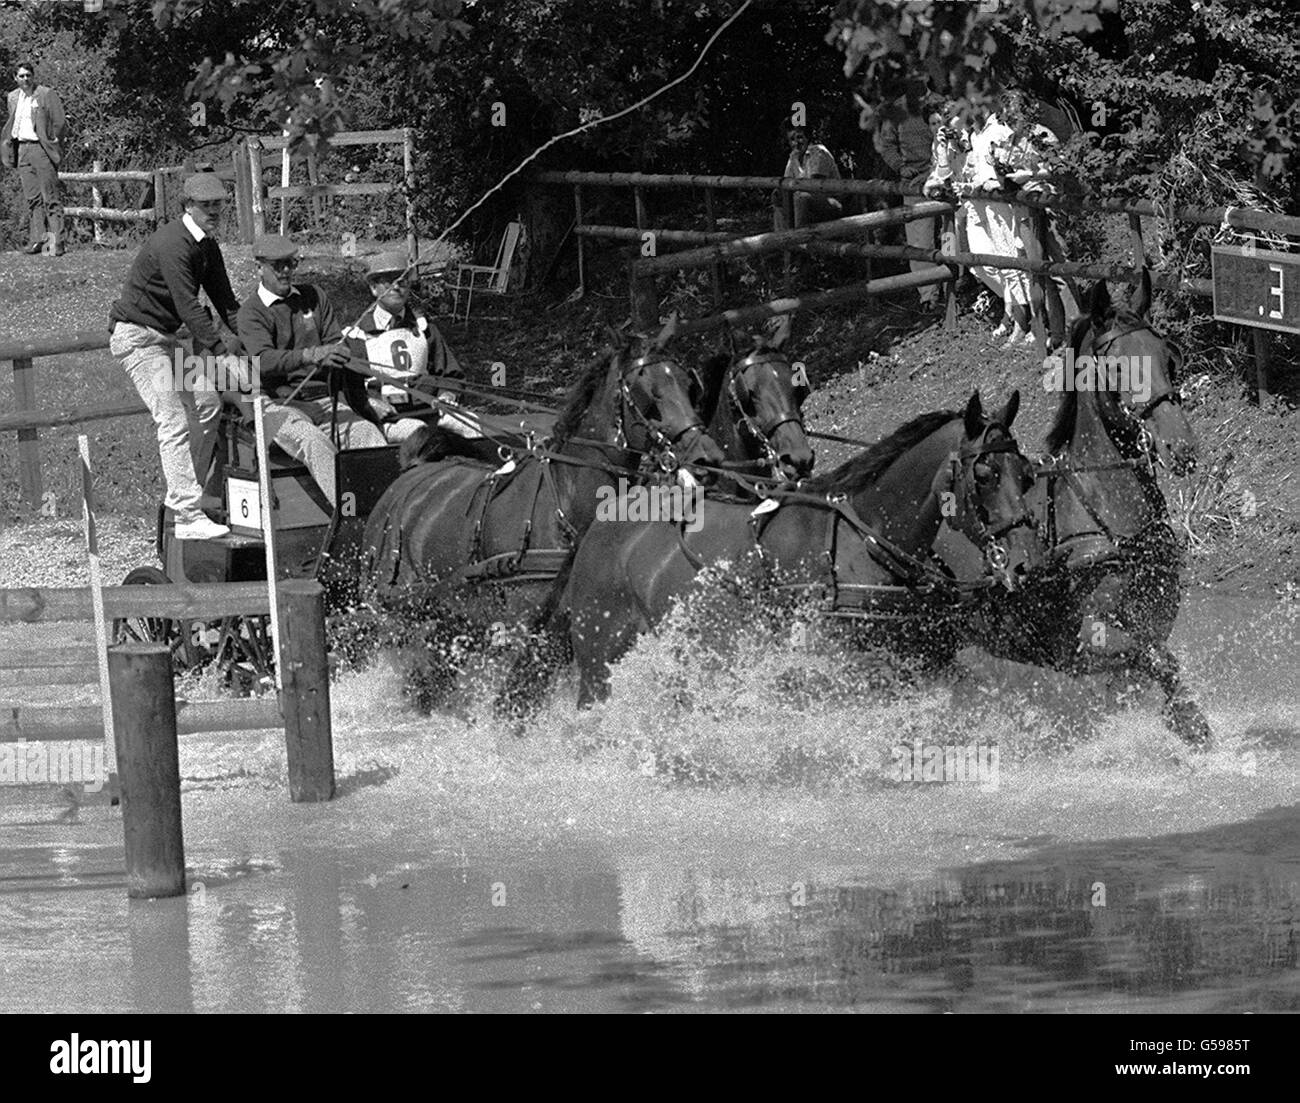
252,233,299,261
182,172,228,202
367,251,412,278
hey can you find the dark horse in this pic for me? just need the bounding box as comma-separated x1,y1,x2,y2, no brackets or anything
562,390,1043,707
940,272,1209,746
358,328,727,704
693,325,816,488
496,326,817,718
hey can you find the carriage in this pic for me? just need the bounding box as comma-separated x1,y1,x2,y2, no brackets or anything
112,404,406,693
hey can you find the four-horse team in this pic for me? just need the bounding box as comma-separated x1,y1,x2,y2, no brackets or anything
106,169,1209,749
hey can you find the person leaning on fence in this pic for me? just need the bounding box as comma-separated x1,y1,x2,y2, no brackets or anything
957,103,1035,347
341,251,484,442
2,60,66,255
997,90,1081,349
235,234,423,509
772,125,842,231
108,172,246,541
879,77,943,311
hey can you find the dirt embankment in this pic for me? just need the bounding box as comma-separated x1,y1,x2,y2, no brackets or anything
1,245,1295,598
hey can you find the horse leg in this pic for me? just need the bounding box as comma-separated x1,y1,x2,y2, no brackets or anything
1136,642,1212,748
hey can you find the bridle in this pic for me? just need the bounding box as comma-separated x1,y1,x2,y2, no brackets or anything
726,350,806,476
1081,319,1184,469
947,430,1038,579
615,352,709,471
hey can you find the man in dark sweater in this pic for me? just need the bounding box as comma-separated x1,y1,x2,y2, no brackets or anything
108,172,245,540
878,77,943,310
236,234,411,508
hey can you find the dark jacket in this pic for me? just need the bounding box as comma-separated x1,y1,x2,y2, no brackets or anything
1,84,65,168
108,218,240,353
236,282,344,397
878,103,935,188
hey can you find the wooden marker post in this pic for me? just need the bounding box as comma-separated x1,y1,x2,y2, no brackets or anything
91,160,105,246
109,643,185,899
253,397,283,692
248,137,266,238
79,435,116,773
278,579,335,802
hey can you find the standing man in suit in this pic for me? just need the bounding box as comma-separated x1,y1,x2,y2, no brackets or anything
1,60,66,255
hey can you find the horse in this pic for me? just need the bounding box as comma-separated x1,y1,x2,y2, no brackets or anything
693,325,816,488
561,390,1043,707
493,325,817,719
938,270,1210,746
357,327,727,706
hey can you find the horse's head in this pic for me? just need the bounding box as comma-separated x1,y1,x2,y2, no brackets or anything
722,322,815,481
1073,270,1197,476
938,390,1043,588
617,320,726,480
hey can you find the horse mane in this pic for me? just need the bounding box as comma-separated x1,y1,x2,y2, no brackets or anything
803,409,959,493
1045,307,1153,453
550,346,622,445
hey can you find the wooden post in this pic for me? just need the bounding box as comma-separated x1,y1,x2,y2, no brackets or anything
1127,212,1146,267
231,145,251,244
1253,329,1271,404
109,643,185,899
279,129,291,235
248,138,266,238
91,159,105,246
403,127,418,265
79,435,115,773
152,169,167,226
278,579,335,802
629,185,659,328
703,186,723,307
633,186,648,235
782,190,795,295
305,146,324,230
573,185,586,296
941,210,958,334
1024,206,1049,356
12,356,41,509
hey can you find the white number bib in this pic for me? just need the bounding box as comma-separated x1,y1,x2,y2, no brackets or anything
356,326,430,401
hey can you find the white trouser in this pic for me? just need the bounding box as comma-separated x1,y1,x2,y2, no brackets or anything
112,321,222,520
258,395,390,508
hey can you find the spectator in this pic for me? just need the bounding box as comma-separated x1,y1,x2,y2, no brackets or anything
879,77,942,311
236,235,420,508
772,125,843,230
998,90,1081,348
959,102,1034,346
2,60,66,255
108,172,244,540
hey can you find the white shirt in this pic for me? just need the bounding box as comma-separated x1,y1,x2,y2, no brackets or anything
783,143,840,181
258,282,294,308
372,304,395,330
14,88,38,142
181,212,206,243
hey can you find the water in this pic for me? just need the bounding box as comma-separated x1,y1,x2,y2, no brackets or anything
0,592,1296,1013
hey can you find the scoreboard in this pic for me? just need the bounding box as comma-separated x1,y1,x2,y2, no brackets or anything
1211,244,1300,335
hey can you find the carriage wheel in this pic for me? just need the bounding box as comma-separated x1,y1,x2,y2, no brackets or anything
112,566,208,672
113,567,275,694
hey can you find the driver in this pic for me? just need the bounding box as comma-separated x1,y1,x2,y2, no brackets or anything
235,234,422,507
342,251,483,440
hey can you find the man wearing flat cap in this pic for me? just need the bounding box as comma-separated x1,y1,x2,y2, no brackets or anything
342,251,482,441
108,170,244,540
236,234,424,508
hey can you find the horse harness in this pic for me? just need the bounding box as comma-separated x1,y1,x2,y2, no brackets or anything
673,432,1033,622
460,352,706,585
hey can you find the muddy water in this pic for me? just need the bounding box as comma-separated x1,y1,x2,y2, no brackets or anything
0,593,1295,1013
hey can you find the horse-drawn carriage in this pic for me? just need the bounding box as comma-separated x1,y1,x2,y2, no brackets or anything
112,403,406,691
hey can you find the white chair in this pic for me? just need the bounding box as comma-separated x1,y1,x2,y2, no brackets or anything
449,220,522,322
